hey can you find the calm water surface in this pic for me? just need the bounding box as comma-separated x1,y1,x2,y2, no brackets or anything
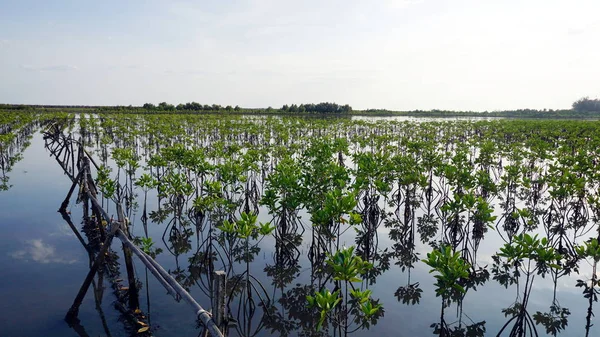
0,126,597,337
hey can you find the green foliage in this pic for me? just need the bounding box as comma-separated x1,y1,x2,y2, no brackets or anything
217,212,273,239
496,234,562,275
135,173,157,191
576,238,600,262
134,236,163,259
96,165,116,198
307,288,342,330
326,246,373,282
533,305,570,336
422,245,470,300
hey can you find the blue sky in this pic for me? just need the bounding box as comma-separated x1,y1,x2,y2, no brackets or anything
1,0,599,110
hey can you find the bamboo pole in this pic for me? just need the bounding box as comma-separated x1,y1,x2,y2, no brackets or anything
116,203,140,310
114,230,225,337
118,234,178,299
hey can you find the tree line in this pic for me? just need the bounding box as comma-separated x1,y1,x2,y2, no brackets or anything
281,102,352,113
138,101,353,114
142,102,241,112
3,97,600,116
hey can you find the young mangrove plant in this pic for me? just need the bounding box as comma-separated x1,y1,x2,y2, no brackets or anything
575,238,600,337
218,211,275,337
308,246,383,336
492,234,563,337
423,245,476,337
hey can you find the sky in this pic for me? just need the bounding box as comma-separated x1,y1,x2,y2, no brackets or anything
0,0,599,111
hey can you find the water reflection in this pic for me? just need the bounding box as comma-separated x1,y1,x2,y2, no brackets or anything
5,115,600,337
10,239,78,264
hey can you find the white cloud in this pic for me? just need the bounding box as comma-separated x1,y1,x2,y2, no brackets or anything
10,239,77,264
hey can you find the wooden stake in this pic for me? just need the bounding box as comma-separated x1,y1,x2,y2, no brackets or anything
213,270,227,334
59,170,83,212
65,222,120,322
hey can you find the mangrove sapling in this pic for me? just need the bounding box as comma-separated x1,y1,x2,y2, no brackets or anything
132,235,163,323
217,212,275,337
544,146,596,260
216,156,247,219
311,188,360,256
308,246,383,337
299,137,352,265
95,164,117,213
436,143,497,278
157,171,195,258
470,140,500,260
417,141,442,245
352,149,394,284
575,238,600,337
531,303,570,337
187,180,234,296
518,139,549,234
492,234,563,337
259,154,306,308
241,148,262,215
307,288,342,332
133,236,163,259
111,147,140,213
440,188,495,332
423,245,473,337
134,173,157,235
436,146,476,253
496,147,527,244
532,240,578,336
384,147,428,302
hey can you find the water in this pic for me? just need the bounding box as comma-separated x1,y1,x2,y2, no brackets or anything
0,119,598,337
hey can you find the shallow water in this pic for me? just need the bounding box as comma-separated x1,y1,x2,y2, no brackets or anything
0,122,598,337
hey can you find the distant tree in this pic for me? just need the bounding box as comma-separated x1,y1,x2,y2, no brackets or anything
573,97,600,112
225,105,233,112
176,103,185,111
182,102,202,111
143,103,156,110
234,105,241,111
281,104,289,112
158,102,175,111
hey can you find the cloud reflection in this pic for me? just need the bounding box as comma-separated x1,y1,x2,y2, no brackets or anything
10,239,77,264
